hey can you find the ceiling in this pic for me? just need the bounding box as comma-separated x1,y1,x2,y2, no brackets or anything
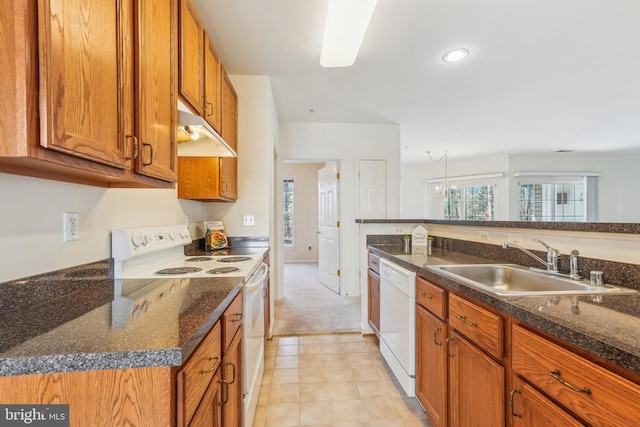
193,0,640,164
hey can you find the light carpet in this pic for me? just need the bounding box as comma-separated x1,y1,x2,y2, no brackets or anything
273,262,361,336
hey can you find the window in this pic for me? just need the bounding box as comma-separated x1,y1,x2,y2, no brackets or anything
283,179,294,246
442,184,495,220
519,181,585,222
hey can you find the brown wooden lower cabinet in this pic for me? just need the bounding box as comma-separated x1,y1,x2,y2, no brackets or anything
416,305,447,427
0,367,174,426
447,331,505,427
189,368,223,427
367,268,380,336
221,327,242,426
510,375,583,427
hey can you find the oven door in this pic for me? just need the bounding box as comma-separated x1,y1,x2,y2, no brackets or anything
242,262,268,427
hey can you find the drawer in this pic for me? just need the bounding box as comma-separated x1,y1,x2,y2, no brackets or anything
222,292,243,352
512,324,640,427
448,293,503,359
368,252,381,274
416,276,446,320
177,321,222,426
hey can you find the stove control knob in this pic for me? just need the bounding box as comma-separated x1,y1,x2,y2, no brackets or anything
142,234,152,245
180,229,191,239
131,234,143,248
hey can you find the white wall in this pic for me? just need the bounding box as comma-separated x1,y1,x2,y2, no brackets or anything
0,173,205,283
203,75,276,238
281,162,324,262
278,122,401,296
401,152,640,222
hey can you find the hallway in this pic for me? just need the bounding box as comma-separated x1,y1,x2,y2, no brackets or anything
273,263,360,335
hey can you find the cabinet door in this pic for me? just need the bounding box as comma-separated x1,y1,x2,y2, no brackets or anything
135,0,177,182
189,368,223,427
448,331,504,427
38,0,130,169
368,269,380,335
178,0,203,113
221,69,238,152
416,305,447,427
511,376,584,427
220,157,237,200
221,328,243,427
203,34,222,132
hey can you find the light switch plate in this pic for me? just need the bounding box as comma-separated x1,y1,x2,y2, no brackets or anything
243,215,255,226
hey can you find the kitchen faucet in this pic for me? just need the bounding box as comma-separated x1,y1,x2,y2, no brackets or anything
502,239,559,273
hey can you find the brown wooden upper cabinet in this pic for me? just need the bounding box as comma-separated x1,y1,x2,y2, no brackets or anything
0,0,178,187
176,0,238,201
179,0,222,133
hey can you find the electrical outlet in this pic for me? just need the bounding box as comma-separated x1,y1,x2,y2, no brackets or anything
507,233,524,245
242,215,255,226
478,231,489,242
393,227,405,234
63,212,79,241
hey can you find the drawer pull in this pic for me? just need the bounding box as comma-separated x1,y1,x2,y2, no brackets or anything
419,291,433,300
509,388,522,417
550,369,592,395
199,356,220,375
433,327,442,346
457,315,478,327
231,313,243,323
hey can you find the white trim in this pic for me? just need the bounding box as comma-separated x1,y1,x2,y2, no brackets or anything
426,172,504,184
514,171,603,177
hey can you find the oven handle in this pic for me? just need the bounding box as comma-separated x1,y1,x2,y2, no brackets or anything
243,263,269,292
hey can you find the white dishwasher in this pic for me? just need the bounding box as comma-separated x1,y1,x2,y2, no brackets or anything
379,258,417,397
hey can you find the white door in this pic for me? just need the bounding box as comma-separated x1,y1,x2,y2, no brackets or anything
318,163,340,294
359,159,387,218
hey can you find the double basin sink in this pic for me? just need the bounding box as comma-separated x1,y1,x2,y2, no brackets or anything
427,264,638,297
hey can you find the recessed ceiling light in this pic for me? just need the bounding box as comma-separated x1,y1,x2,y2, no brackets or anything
320,0,378,68
442,48,469,63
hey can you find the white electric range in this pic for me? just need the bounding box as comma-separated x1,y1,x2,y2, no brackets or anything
111,224,268,427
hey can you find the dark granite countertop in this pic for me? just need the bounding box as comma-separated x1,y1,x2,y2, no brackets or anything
356,218,640,234
368,244,640,377
0,261,244,376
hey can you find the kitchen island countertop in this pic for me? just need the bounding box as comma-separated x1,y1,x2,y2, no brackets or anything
369,244,640,378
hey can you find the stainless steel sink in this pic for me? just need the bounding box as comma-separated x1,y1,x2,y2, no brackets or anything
427,264,638,297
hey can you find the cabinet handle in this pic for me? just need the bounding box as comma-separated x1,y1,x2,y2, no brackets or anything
199,356,220,375
445,337,454,358
419,291,432,300
142,143,154,166
509,388,522,417
220,361,237,385
219,379,229,406
206,101,214,116
433,327,442,346
457,315,478,327
125,135,139,160
549,369,592,395
231,313,243,323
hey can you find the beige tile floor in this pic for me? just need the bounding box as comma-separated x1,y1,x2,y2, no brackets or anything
253,334,433,427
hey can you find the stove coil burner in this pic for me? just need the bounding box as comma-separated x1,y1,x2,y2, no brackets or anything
207,267,241,274
217,256,252,263
155,267,203,275
185,257,214,262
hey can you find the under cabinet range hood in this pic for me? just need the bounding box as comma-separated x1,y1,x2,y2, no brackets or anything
176,100,237,157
